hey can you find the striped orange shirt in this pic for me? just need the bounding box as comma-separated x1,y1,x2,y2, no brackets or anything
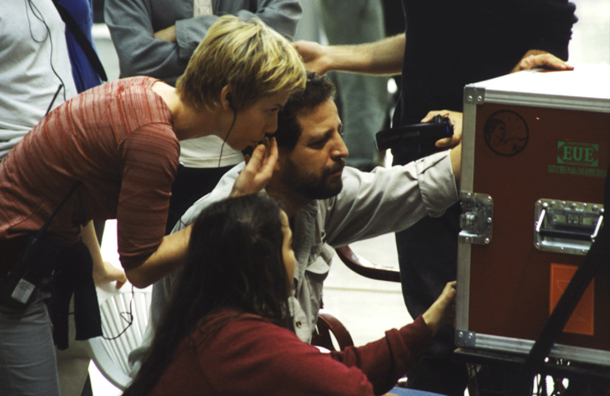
0,77,180,269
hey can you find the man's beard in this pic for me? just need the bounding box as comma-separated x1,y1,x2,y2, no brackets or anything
280,158,346,200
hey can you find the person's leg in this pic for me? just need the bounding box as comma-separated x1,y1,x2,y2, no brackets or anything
0,293,60,396
56,297,93,396
319,0,389,171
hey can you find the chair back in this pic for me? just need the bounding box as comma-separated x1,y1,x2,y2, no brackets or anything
85,282,152,390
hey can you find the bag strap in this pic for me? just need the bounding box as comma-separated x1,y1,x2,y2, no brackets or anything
509,163,610,395
52,1,108,82
37,182,81,238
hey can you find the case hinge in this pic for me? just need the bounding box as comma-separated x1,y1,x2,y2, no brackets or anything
459,192,493,245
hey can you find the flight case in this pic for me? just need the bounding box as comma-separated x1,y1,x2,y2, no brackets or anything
456,64,610,367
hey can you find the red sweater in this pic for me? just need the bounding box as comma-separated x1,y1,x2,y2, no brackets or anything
150,312,434,396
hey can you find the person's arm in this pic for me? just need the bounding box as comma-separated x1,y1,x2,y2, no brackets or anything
104,0,190,83
104,0,301,84
520,0,577,62
324,150,459,248
200,283,454,396
81,221,127,288
334,281,456,394
511,50,573,73
508,0,577,73
230,138,278,197
420,110,463,187
122,138,277,288
293,34,405,76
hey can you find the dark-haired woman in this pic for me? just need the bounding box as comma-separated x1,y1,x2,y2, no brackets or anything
125,194,456,396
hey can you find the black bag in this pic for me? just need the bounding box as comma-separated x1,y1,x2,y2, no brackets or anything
0,234,63,310
0,183,79,311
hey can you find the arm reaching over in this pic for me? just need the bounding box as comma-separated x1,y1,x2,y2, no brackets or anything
293,34,405,76
512,50,574,73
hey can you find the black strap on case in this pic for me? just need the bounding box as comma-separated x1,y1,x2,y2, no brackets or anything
52,0,108,82
510,163,610,395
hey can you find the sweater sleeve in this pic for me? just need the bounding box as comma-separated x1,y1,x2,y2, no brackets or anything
330,316,434,395
198,315,433,396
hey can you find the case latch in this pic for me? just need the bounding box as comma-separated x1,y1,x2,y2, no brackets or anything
459,192,493,245
534,199,604,255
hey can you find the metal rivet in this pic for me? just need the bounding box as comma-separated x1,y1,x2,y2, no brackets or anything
487,217,492,224
484,238,490,244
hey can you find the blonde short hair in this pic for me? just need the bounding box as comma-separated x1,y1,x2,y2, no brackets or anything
176,16,306,111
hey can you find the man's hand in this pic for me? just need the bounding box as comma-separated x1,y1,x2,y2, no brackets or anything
293,40,330,75
420,110,463,148
230,137,279,197
512,51,573,73
154,25,177,43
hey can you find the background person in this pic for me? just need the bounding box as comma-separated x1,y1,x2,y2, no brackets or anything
0,0,77,161
104,0,303,234
124,194,458,396
0,16,305,396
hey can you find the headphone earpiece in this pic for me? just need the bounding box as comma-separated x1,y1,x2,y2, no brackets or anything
226,93,233,107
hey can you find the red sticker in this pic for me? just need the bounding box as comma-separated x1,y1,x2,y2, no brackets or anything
550,263,595,336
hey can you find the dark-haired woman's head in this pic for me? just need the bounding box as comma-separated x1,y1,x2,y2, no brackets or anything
124,194,295,396
180,194,294,325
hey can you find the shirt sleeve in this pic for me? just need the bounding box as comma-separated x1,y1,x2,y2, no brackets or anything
105,0,302,85
177,0,302,58
200,316,433,396
116,125,179,269
324,150,459,248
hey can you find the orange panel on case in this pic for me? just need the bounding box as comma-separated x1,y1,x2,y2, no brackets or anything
550,263,595,336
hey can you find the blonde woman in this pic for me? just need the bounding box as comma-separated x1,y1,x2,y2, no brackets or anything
0,15,306,396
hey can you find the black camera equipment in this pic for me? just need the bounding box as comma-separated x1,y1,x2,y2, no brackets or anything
0,182,79,311
375,115,453,151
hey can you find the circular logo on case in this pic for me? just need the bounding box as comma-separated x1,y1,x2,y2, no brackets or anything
483,110,529,156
